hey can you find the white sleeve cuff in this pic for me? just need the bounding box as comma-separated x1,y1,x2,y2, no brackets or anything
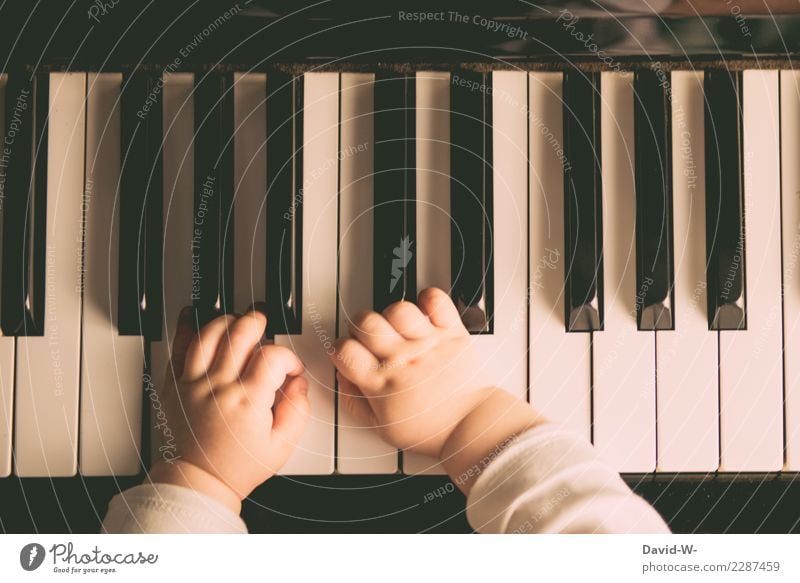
102,483,247,534
466,424,671,534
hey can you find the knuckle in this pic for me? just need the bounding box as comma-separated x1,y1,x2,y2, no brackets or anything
382,301,418,324
382,301,410,318
229,319,260,341
204,368,229,387
334,338,358,361
335,337,355,353
361,313,387,334
352,310,376,329
215,387,245,408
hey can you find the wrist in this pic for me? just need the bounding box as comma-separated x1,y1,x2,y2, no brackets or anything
440,388,543,495
148,460,242,515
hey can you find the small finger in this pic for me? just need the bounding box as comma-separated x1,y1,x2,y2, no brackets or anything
417,287,466,333
211,311,267,380
182,314,238,381
329,338,382,392
348,310,403,359
169,306,198,380
242,344,305,393
382,300,436,340
266,376,311,470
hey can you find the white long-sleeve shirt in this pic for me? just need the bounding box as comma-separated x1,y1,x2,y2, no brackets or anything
102,424,670,533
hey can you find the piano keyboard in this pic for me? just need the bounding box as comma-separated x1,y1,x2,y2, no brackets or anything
0,67,798,478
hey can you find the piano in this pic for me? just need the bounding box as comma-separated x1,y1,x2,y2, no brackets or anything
1,0,800,533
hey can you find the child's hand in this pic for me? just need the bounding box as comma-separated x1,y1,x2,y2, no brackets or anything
148,309,310,512
332,288,542,492
330,289,512,454
332,288,486,458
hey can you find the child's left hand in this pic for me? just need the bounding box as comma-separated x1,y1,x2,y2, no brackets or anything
148,308,310,513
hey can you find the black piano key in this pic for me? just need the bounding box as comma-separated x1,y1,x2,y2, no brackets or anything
119,72,163,339
265,72,302,336
144,73,165,340
29,73,50,337
1,72,47,336
634,69,674,331
193,71,235,327
27,72,49,337
704,69,745,331
118,72,145,335
450,70,492,333
0,73,32,335
373,72,416,311
219,74,235,320
563,69,603,332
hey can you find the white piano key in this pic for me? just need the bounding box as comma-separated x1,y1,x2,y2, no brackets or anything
0,335,12,477
232,72,267,313
404,71,451,475
528,72,591,440
782,70,800,471
478,71,529,401
149,73,196,463
0,74,15,477
415,72,451,295
718,70,783,471
337,73,398,474
14,73,86,477
275,72,337,475
79,73,145,476
593,72,656,472
656,72,719,472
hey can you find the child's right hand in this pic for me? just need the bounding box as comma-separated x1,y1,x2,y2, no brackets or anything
332,288,489,457
331,287,543,490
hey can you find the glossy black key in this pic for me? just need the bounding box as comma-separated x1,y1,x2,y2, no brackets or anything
373,72,416,311
2,72,47,336
193,72,235,327
704,69,745,330
265,72,302,336
119,71,163,339
634,69,674,330
563,69,603,332
450,70,492,333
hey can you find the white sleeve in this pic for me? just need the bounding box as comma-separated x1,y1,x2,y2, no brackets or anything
465,424,671,533
101,483,247,534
